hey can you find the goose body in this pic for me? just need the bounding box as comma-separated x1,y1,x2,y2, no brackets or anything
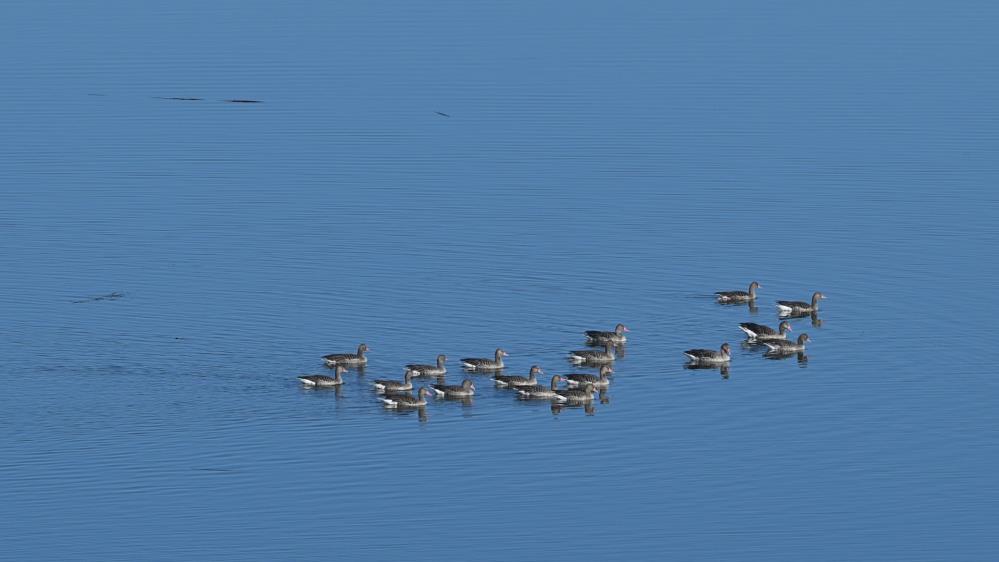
381,387,432,408
298,365,346,387
585,324,629,345
776,292,825,315
322,343,369,367
684,343,732,364
553,383,597,403
493,365,542,387
405,354,447,377
763,334,810,353
569,343,616,364
739,321,792,341
716,281,760,303
517,375,566,399
564,366,614,388
461,348,507,370
372,371,414,392
430,379,476,397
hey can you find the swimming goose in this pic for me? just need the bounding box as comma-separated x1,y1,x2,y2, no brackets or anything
372,371,414,392
684,343,731,364
430,379,476,397
493,365,542,387
553,382,597,402
405,354,447,377
763,334,810,353
716,281,760,303
739,320,792,341
322,343,369,368
777,292,825,315
568,342,616,364
585,324,629,345
516,375,566,399
461,348,507,370
381,387,432,408
298,365,346,387
564,365,614,388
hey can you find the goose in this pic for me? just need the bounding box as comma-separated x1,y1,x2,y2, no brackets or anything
322,343,369,368
716,281,760,303
461,348,507,370
763,334,810,353
777,292,825,315
739,320,792,341
297,365,346,387
493,365,542,387
568,342,616,364
372,371,414,392
516,375,566,399
430,379,476,397
585,324,629,345
381,387,432,408
683,343,731,364
564,365,614,388
405,354,447,377
553,382,597,402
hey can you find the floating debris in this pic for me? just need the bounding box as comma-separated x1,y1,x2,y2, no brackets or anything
224,99,262,103
434,111,451,117
72,291,124,303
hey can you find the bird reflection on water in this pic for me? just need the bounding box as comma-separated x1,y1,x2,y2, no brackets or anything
683,362,730,379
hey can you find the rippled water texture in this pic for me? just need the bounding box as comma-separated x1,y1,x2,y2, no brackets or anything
2,1,998,560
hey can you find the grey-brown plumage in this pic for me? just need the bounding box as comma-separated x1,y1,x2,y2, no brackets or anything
739,320,792,341
777,292,825,315
381,387,432,408
763,333,810,353
430,379,476,397
298,365,346,387
322,343,369,367
405,354,447,377
372,371,414,392
461,348,507,370
716,281,760,303
568,342,616,364
684,343,732,363
516,375,566,399
553,382,597,402
585,324,629,345
493,365,543,387
564,365,614,388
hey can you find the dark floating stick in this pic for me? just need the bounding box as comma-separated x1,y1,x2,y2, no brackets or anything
434,111,451,117
224,99,262,103
72,291,124,304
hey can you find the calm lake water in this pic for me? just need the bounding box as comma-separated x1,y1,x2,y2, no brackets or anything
3,1,998,560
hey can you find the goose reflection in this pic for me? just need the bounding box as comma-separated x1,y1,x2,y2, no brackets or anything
764,350,809,365
718,300,758,314
383,405,428,423
683,362,730,379
551,401,597,416
779,310,822,328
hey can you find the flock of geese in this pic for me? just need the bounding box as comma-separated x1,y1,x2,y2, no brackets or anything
295,282,825,413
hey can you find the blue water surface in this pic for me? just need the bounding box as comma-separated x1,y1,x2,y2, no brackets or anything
2,1,998,560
